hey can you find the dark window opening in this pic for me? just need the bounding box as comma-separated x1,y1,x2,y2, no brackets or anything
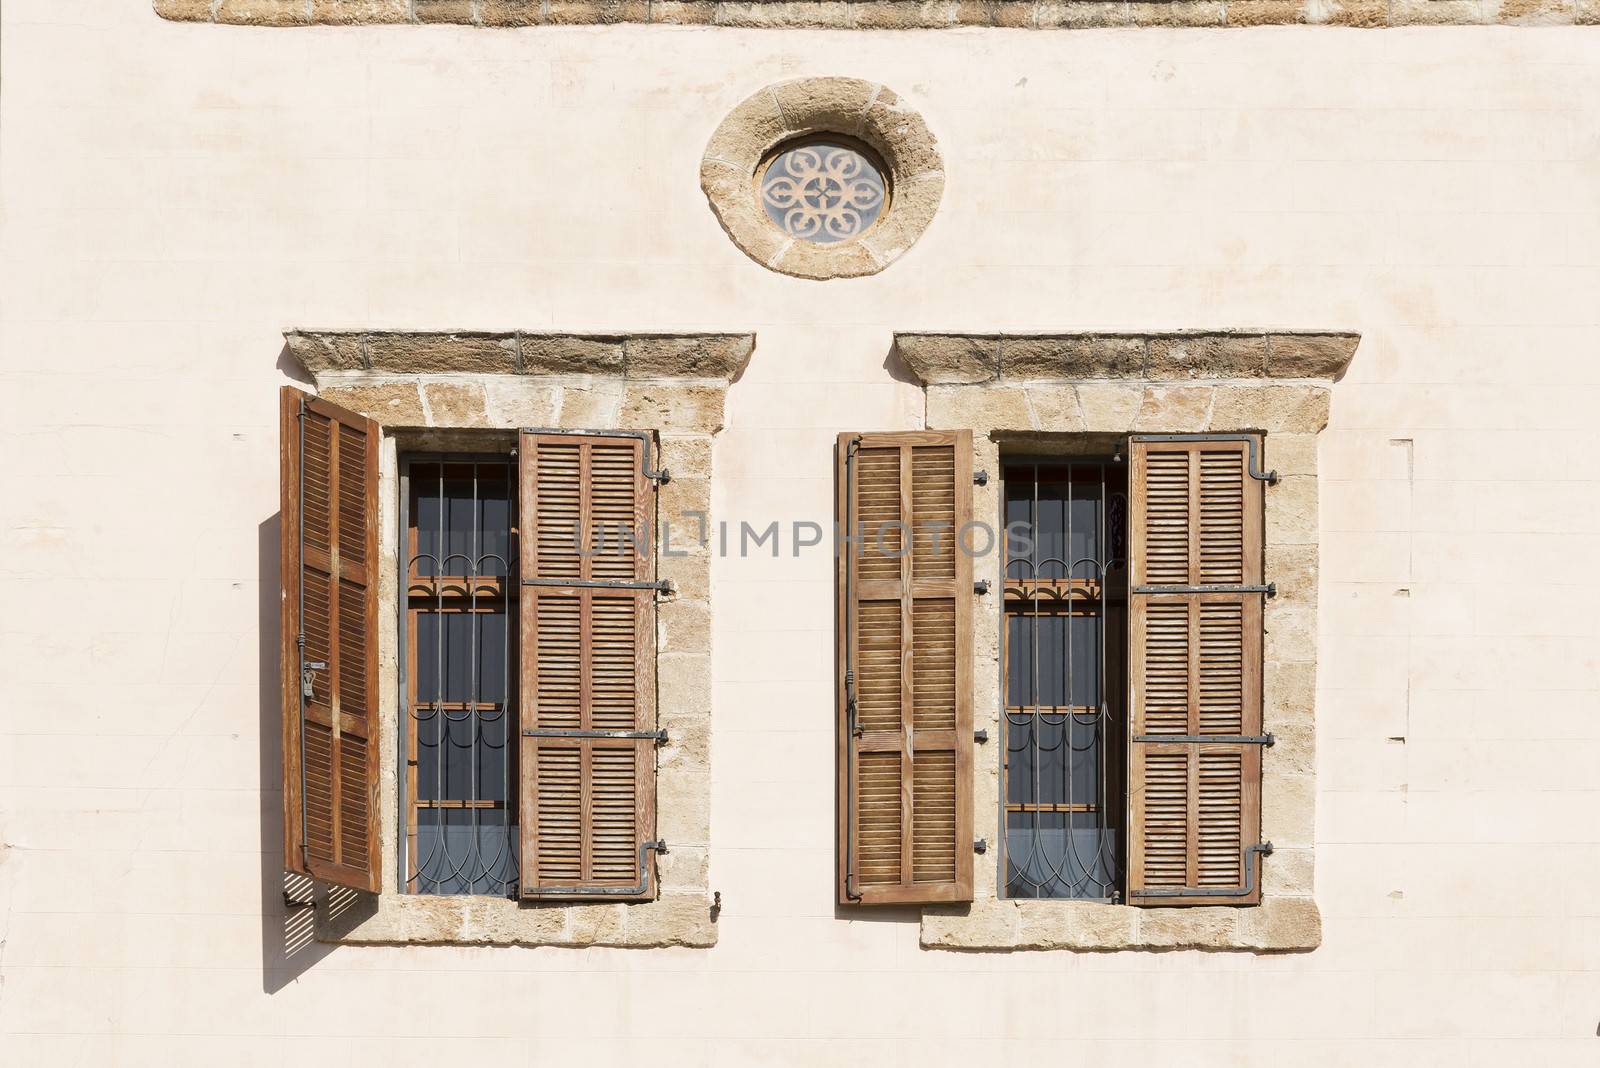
1002,457,1128,901
400,456,519,896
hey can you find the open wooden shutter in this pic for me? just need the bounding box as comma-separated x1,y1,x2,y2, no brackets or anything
279,386,382,893
1127,435,1269,906
519,431,660,899
836,431,974,905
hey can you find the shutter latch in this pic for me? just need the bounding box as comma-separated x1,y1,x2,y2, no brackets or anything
300,661,326,699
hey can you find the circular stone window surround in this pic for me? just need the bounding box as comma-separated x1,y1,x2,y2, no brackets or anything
700,77,945,281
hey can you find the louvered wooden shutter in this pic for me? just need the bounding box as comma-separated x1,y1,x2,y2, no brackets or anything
279,387,382,893
836,431,974,905
1127,435,1268,906
519,431,658,899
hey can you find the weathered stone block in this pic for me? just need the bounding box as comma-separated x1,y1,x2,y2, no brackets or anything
1267,544,1318,603
1076,383,1144,431
1227,0,1308,24
620,384,726,435
1265,333,1360,379
1265,474,1318,546
1002,336,1147,380
896,335,1000,385
630,894,717,947
1261,847,1315,896
626,335,753,381
1264,432,1318,478
852,1,960,28
1490,0,1577,20
658,435,713,480
422,382,489,427
1035,0,1132,26
921,901,1018,948
477,0,545,24
775,239,881,281
153,0,217,20
1391,0,1484,22
545,0,650,24
1148,334,1266,380
365,333,517,375
1237,897,1322,950
308,0,412,22
1022,385,1087,432
217,0,311,23
1265,601,1316,663
555,381,626,429
1261,773,1315,846
1135,907,1239,948
658,550,711,601
414,0,476,22
658,598,711,656
658,653,713,718
566,903,627,944
518,335,623,376
1129,0,1226,25
285,331,366,373
772,76,876,136
482,380,561,428
1210,384,1331,433
319,382,426,426
860,89,945,181
1132,386,1214,432
927,384,1032,431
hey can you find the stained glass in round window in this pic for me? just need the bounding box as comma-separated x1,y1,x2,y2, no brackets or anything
759,138,888,245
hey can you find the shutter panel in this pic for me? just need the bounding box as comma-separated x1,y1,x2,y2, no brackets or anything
1127,435,1268,907
279,386,381,893
837,431,974,905
519,431,659,899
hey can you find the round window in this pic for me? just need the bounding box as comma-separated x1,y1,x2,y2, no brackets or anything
758,137,889,245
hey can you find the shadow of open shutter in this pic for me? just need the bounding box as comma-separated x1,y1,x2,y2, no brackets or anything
1127,435,1270,907
279,387,382,893
837,431,974,905
519,431,661,900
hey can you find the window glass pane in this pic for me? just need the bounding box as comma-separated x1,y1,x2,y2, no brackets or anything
413,809,518,896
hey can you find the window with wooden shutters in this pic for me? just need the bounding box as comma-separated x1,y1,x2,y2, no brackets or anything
519,430,664,900
1127,435,1271,907
280,386,382,894
836,431,974,905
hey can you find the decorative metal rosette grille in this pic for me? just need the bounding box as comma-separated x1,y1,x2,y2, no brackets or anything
760,141,887,244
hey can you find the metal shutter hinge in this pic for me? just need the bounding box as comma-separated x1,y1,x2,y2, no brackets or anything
973,470,989,486
974,579,991,595
974,729,989,744
974,839,988,855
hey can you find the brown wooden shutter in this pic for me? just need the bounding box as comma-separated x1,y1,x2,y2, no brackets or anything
1127,435,1270,906
518,431,659,899
836,431,974,905
279,386,382,893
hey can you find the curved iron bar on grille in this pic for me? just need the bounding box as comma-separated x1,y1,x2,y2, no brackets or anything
1003,462,1128,901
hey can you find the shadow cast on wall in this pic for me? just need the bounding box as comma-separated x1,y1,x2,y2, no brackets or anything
259,513,339,994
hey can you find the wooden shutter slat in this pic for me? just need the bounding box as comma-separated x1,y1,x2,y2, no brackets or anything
279,386,381,894
837,430,973,906
519,432,657,899
1128,436,1264,907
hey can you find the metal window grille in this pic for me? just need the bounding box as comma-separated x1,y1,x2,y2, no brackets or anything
398,455,519,896
1001,458,1128,902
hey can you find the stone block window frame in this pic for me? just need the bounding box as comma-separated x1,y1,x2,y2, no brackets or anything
284,330,752,948
894,330,1358,952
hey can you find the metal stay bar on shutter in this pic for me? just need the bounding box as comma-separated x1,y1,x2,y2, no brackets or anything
1131,842,1274,900
518,426,672,483
524,840,670,898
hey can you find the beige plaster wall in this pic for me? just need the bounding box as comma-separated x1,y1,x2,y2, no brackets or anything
1,2,1598,1064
